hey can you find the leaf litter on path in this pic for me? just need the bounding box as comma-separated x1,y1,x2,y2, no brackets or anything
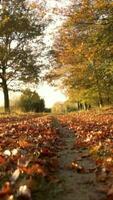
0,115,60,200
51,112,113,200
0,111,113,200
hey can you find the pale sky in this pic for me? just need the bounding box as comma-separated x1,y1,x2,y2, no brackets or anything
0,83,67,108
37,83,67,108
38,0,70,107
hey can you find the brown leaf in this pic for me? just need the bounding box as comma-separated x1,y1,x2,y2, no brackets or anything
71,161,85,173
0,156,5,165
0,182,11,198
107,185,113,199
18,140,32,148
20,164,46,176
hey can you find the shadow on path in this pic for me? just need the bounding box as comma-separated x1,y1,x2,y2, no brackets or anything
51,117,107,200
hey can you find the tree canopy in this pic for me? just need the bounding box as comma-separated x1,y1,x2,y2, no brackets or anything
46,0,113,107
0,0,45,112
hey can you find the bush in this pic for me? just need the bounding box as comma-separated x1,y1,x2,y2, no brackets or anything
18,89,45,112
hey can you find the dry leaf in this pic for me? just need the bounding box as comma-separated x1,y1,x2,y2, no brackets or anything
0,182,11,197
11,168,20,183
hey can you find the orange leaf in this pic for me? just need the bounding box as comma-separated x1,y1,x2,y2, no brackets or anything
20,164,46,176
0,156,5,165
0,182,11,197
18,140,32,148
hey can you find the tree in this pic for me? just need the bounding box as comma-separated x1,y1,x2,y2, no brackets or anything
0,0,45,112
52,102,65,113
37,98,45,112
18,89,45,112
47,0,113,107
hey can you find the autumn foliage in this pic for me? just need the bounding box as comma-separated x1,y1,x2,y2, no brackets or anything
47,0,113,107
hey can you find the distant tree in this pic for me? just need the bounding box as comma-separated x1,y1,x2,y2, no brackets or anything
19,89,45,112
52,102,66,113
38,99,45,112
45,108,51,113
0,0,45,112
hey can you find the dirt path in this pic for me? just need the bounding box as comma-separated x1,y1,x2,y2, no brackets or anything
52,118,107,200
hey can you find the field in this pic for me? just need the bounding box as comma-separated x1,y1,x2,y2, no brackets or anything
0,109,113,200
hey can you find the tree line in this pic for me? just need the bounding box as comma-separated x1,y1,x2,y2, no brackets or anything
46,0,113,108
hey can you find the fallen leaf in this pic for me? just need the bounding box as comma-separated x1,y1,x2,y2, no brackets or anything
18,140,32,148
11,168,20,183
107,185,113,199
71,161,85,173
0,182,11,198
3,150,11,157
20,164,46,176
17,185,31,200
0,155,5,165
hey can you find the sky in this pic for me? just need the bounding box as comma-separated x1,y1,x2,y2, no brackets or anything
0,0,71,108
0,84,67,108
37,0,70,107
40,0,71,107
37,83,67,108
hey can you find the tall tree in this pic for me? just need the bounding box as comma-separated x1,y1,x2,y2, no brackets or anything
0,0,45,112
47,0,113,107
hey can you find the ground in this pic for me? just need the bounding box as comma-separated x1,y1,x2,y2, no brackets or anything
0,109,113,200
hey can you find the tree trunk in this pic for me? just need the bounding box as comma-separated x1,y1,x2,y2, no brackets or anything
98,90,103,108
2,80,10,113
106,85,111,105
93,61,103,107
